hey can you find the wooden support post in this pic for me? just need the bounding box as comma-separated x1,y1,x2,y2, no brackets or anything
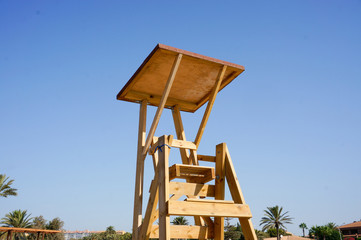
172,105,190,164
158,135,171,240
189,150,198,165
194,65,227,148
142,54,183,155
7,231,12,240
42,233,45,240
139,152,160,240
151,137,159,171
224,144,257,240
132,99,147,240
215,143,226,240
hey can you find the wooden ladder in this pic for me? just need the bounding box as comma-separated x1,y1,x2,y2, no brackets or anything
138,135,257,240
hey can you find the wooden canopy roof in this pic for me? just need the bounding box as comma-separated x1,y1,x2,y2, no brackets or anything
117,44,245,113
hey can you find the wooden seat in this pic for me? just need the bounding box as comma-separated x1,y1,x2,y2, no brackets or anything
169,164,215,183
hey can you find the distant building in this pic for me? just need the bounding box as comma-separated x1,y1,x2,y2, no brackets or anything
338,221,361,240
63,230,126,240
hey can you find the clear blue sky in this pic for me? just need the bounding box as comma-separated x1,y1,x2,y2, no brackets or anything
1,0,360,236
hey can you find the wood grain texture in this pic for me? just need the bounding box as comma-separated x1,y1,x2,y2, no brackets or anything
132,100,147,240
158,135,170,240
215,143,226,240
169,182,215,197
142,54,183,156
194,65,227,147
149,225,214,239
168,201,252,218
117,44,244,113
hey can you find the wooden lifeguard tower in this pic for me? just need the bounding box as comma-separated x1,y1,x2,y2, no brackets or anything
117,44,257,240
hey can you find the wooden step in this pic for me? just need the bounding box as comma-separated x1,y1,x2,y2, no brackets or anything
185,198,234,204
169,164,215,183
149,225,214,239
168,200,252,218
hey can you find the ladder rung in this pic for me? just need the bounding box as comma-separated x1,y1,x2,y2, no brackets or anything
168,200,252,218
169,164,215,183
197,154,216,162
149,225,213,239
185,198,234,204
169,182,215,197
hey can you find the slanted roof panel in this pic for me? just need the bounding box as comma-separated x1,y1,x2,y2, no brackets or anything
117,44,245,112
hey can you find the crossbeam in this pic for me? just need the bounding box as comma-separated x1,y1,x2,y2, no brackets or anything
168,201,252,218
149,225,214,239
169,182,215,197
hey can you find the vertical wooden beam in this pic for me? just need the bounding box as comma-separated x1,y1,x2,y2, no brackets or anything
215,143,226,240
7,231,12,240
151,137,159,171
224,145,257,240
158,135,170,240
139,152,160,240
132,99,148,240
194,65,227,147
142,54,183,155
36,232,40,240
172,105,190,164
41,233,45,240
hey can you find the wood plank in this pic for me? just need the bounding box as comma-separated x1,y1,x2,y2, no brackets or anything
215,143,226,240
169,182,215,197
151,137,158,170
168,201,252,218
149,225,214,239
172,105,190,164
198,154,216,162
190,149,199,165
239,219,258,240
202,216,215,229
126,90,197,111
224,145,246,204
185,198,234,204
169,164,215,183
171,139,197,150
142,54,183,156
117,44,245,113
149,137,195,154
132,100,147,240
194,65,227,147
158,135,171,240
148,138,159,155
139,168,159,239
224,145,257,240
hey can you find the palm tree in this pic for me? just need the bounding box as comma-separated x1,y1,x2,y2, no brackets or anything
1,210,33,240
260,205,293,240
299,223,308,237
105,226,116,234
0,174,18,198
171,216,189,225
